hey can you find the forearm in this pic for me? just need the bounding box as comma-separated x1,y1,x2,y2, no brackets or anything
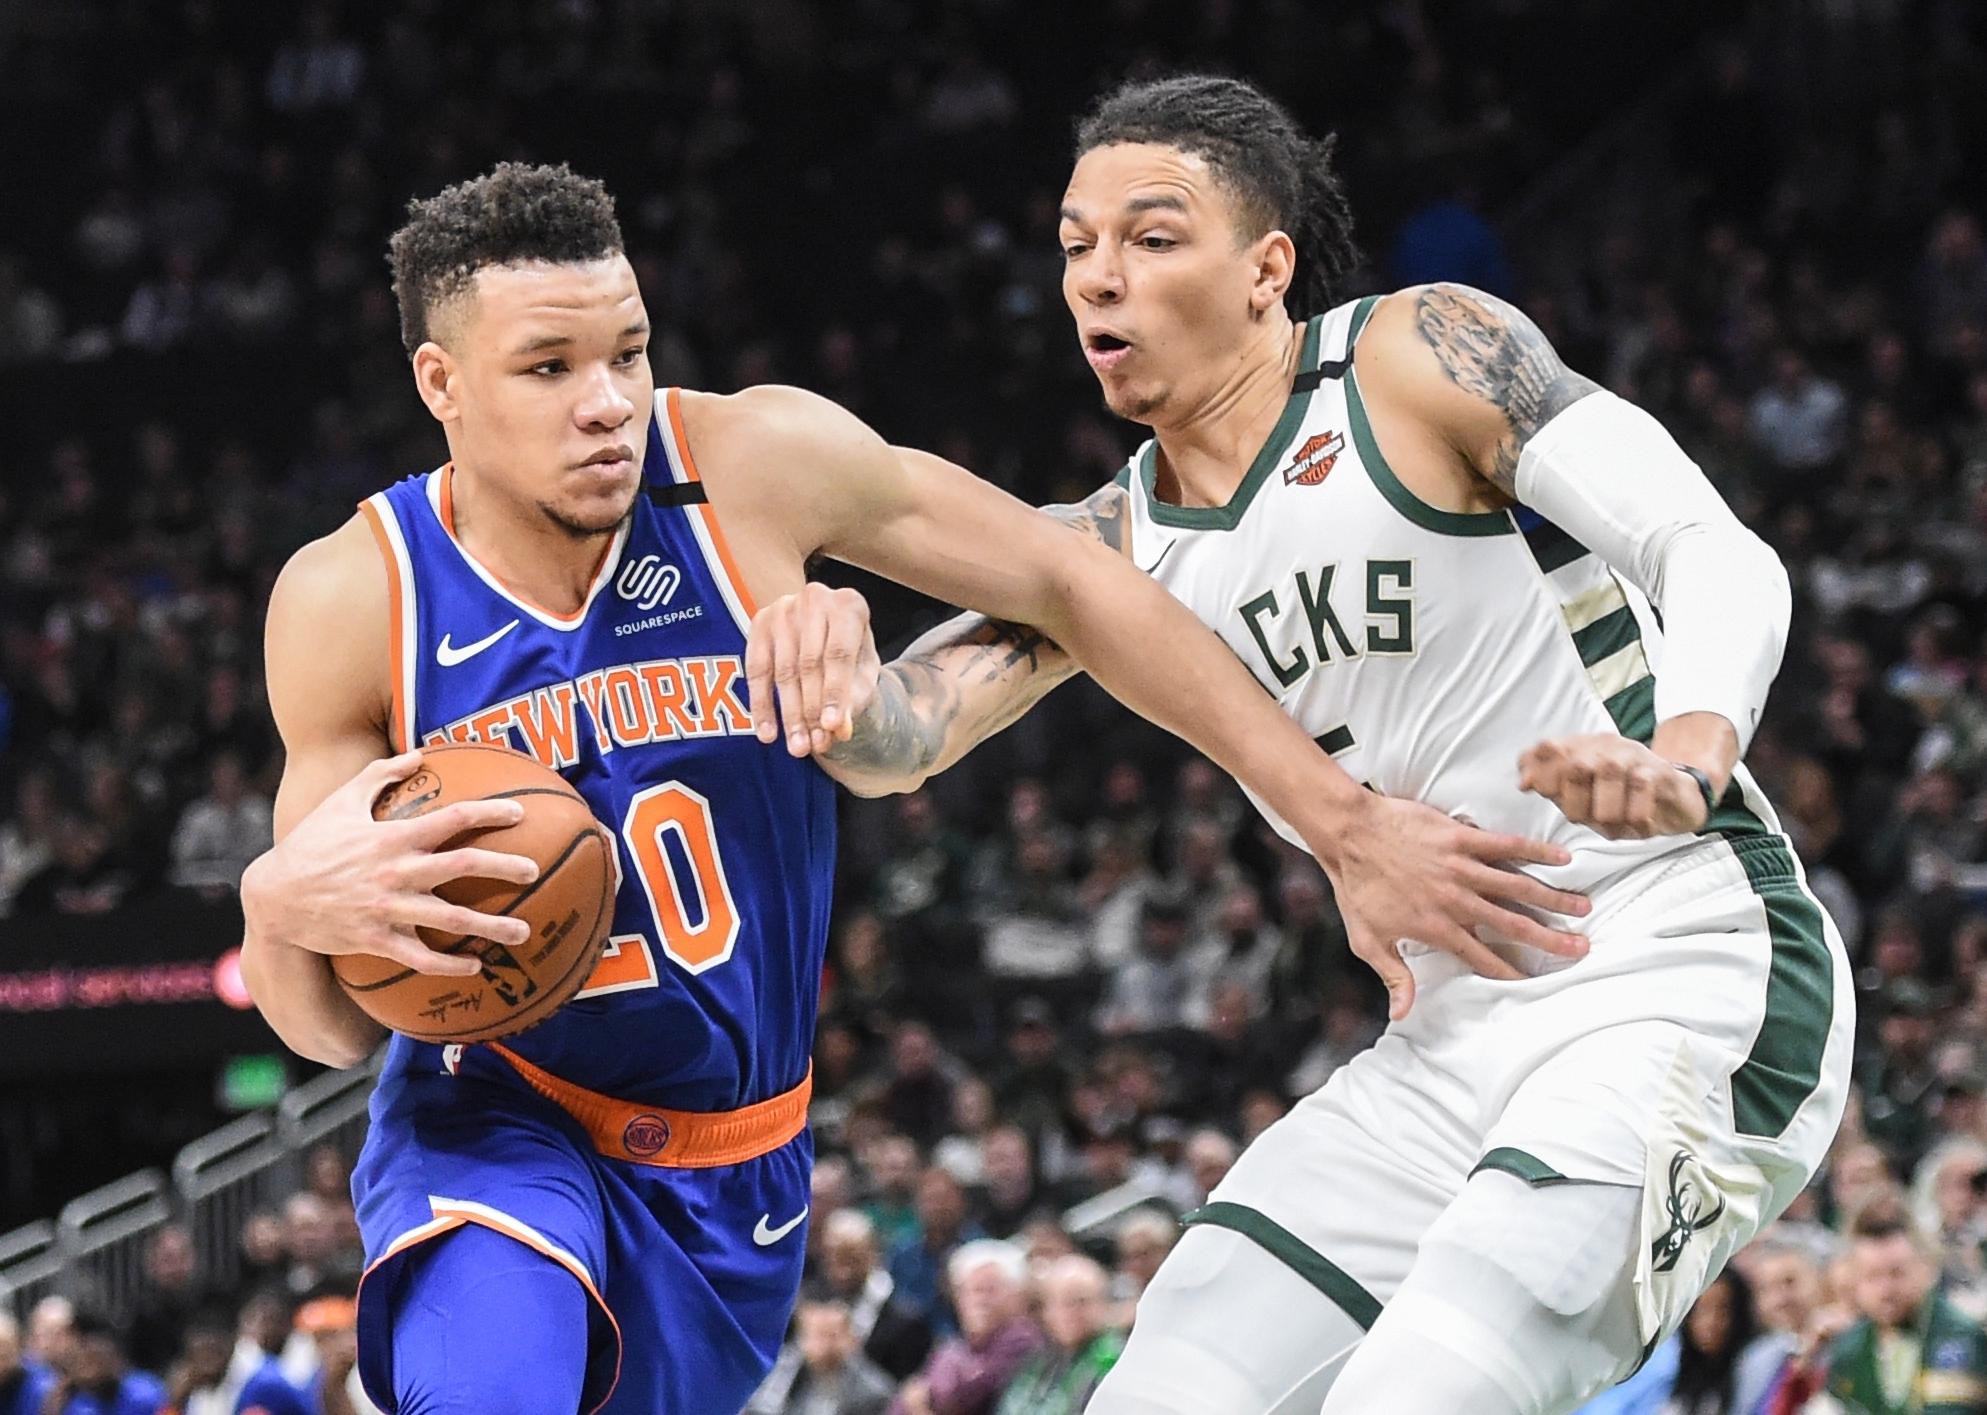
1515,392,1790,758
240,856,384,1069
819,613,1077,796
1036,539,1370,858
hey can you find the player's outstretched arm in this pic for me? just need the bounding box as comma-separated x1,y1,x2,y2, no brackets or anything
703,386,1593,1016
744,483,1114,796
240,519,538,1067
1367,283,1792,838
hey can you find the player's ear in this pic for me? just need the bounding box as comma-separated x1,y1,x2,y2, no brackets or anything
1251,230,1296,314
410,342,460,423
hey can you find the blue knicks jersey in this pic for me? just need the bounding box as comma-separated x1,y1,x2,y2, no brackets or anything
358,387,836,1112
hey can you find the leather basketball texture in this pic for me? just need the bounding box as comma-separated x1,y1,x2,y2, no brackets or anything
332,743,615,1044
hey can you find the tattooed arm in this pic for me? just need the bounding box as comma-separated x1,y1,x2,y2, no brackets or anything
811,482,1125,795
1388,282,1602,495
1369,282,1789,834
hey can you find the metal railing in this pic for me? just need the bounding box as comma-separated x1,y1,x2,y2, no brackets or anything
55,1170,173,1318
1,1049,382,1322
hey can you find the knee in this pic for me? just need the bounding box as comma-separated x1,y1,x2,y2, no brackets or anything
385,1224,593,1415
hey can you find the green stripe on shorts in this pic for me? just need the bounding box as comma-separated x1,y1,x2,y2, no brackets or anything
1182,1202,1383,1330
1726,832,1833,1139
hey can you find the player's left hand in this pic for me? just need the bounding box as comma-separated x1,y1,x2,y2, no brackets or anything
1518,734,1710,839
745,582,882,757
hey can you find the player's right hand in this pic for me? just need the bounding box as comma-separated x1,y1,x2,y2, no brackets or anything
241,750,539,978
1326,793,1592,1020
745,583,882,757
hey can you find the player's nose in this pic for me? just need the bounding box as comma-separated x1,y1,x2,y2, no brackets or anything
1074,246,1126,306
574,364,636,429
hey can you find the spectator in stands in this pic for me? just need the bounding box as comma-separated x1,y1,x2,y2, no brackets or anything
889,1241,1042,1415
159,1308,232,1415
231,1290,370,1415
1729,1234,1836,1415
277,1195,357,1298
860,1135,924,1258
168,751,271,894
972,1127,1040,1240
747,1298,896,1415
1181,1128,1239,1210
815,1210,933,1383
889,1167,985,1336
881,1023,960,1152
1780,1192,1987,1413
226,1289,303,1405
993,1255,1121,1415
1108,1210,1177,1323
234,1216,286,1302
1094,893,1206,1036
126,1224,211,1375
989,1001,1070,1144
41,1307,167,1415
0,1312,55,1415
25,1301,73,1374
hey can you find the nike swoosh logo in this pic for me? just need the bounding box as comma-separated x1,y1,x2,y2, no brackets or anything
436,620,520,667
752,1207,808,1246
1140,540,1176,575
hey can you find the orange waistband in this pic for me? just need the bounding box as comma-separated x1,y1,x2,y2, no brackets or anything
486,1044,810,1168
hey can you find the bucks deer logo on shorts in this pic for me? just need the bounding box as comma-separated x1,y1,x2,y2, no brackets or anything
1651,1149,1727,1274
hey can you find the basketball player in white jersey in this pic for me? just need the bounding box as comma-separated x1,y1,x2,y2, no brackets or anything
751,75,1853,1414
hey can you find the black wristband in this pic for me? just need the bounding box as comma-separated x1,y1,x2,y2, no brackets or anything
1674,764,1718,818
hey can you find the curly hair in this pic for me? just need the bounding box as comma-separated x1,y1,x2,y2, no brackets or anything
1075,74,1360,315
387,161,624,357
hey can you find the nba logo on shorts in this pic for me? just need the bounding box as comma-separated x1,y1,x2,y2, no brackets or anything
616,555,682,611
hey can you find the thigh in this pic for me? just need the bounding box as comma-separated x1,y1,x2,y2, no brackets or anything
597,1135,813,1414
1086,1224,1364,1415
1094,1047,1472,1414
1320,1171,1646,1415
378,1223,595,1415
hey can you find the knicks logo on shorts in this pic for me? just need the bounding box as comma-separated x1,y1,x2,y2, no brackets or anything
621,1113,673,1158
616,554,681,611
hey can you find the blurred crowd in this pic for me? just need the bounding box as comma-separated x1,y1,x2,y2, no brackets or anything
5,0,1987,1412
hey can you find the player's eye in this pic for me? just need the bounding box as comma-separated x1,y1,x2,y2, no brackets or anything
527,360,566,377
1061,241,1090,260
1137,235,1177,251
615,345,647,366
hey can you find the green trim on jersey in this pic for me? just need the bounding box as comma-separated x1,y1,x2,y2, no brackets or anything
1604,673,1658,740
1182,1202,1382,1330
1471,1147,1572,1186
1136,316,1326,531
1345,370,1514,537
1345,292,1380,345
1726,831,1834,1139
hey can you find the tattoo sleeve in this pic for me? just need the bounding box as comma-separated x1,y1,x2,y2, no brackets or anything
1411,284,1601,496
817,482,1126,792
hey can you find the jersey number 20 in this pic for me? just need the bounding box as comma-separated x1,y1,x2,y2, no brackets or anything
574,781,738,997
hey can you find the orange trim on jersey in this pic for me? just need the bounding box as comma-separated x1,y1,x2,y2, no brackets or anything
357,499,410,753
488,1043,811,1168
437,464,618,625
665,386,760,619
355,1207,625,1415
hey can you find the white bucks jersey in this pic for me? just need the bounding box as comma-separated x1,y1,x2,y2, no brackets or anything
1122,296,1789,899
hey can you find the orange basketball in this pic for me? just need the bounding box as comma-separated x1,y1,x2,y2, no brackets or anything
333,743,615,1044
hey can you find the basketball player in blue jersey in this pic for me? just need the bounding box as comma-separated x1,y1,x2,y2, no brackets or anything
237,162,1589,1415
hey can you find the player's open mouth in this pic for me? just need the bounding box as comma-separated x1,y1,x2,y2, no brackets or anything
1085,331,1133,372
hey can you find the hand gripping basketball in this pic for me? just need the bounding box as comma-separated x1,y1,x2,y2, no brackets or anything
243,749,540,979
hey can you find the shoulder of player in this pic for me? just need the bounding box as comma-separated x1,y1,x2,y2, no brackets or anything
268,515,388,631
265,515,390,725
1039,478,1132,556
676,383,883,488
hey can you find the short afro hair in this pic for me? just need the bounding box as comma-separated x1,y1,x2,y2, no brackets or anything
1076,74,1360,315
387,161,624,357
